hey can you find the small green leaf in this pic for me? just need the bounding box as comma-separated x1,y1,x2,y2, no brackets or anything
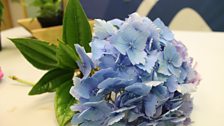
56,42,79,69
55,80,77,126
29,68,74,95
63,0,92,52
10,38,58,70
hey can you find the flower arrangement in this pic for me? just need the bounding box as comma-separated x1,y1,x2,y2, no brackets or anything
10,0,200,126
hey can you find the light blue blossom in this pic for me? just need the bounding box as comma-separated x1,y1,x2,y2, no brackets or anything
111,25,147,65
158,44,183,77
138,50,161,74
90,39,118,60
75,44,95,78
111,13,154,65
144,94,158,118
97,77,133,95
108,19,124,28
99,54,139,82
70,77,98,100
94,19,117,40
125,83,152,96
71,101,113,126
154,18,174,41
165,76,179,93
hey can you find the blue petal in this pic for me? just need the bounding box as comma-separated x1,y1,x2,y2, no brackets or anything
120,23,148,51
158,59,171,76
127,48,147,65
80,120,104,126
179,94,193,116
99,55,116,69
111,35,129,55
125,83,151,96
165,76,179,92
108,19,124,28
127,111,144,122
79,107,105,121
164,44,176,61
70,104,87,112
178,67,188,83
138,51,160,73
138,122,158,126
172,52,183,68
144,94,158,117
83,100,113,113
72,77,98,99
90,40,107,60
117,66,138,82
152,85,170,103
154,18,174,41
97,78,132,94
125,96,144,106
92,68,118,83
110,122,126,126
71,113,84,125
90,39,118,60
75,44,94,78
108,113,125,126
94,19,116,40
97,78,122,94
111,106,136,114
162,27,175,41
70,77,81,99
168,65,181,78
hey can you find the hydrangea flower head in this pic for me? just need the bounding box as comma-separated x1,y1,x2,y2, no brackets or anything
70,13,200,126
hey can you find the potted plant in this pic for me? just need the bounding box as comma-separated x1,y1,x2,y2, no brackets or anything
32,0,63,28
0,1,3,51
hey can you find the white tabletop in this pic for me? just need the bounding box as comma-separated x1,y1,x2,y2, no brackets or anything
0,27,224,126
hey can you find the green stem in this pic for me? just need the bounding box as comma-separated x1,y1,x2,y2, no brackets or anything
9,75,35,86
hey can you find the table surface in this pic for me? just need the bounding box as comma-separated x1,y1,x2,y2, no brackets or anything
0,27,224,126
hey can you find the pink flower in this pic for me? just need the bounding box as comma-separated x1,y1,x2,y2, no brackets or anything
0,67,3,80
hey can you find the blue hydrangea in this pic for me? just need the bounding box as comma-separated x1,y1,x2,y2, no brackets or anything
70,13,200,126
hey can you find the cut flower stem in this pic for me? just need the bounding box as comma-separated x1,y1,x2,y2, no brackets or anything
9,75,35,86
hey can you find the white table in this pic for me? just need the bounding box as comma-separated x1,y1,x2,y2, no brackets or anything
0,27,224,126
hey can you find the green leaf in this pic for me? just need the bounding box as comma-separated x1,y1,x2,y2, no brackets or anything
55,80,77,126
56,42,79,69
63,0,92,52
29,68,74,95
10,38,58,70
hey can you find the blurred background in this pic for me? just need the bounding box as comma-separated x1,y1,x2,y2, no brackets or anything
1,0,224,31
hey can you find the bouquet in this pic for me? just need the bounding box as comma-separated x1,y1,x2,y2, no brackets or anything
10,0,200,126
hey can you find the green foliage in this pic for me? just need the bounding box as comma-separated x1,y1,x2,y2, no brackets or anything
63,0,92,52
56,42,80,69
55,80,77,126
32,0,62,18
10,0,92,125
29,68,74,95
10,38,58,70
